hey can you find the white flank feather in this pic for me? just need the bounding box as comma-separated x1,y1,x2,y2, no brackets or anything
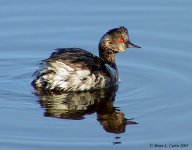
35,60,107,91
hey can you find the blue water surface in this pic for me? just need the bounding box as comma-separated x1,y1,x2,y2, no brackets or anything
0,0,192,150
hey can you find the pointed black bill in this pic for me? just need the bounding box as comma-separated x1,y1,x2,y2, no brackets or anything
127,41,141,48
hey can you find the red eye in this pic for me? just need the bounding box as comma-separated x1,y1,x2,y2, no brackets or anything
119,38,124,43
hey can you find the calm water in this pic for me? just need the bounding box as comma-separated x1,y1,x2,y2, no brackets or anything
0,0,192,149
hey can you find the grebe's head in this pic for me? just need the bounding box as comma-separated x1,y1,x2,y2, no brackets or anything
99,26,140,53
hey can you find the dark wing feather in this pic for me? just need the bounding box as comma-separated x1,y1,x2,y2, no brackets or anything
46,48,107,72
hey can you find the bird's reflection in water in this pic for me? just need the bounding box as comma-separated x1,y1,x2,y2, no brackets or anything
35,85,137,134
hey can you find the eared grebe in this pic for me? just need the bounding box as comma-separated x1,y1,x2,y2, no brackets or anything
32,26,140,92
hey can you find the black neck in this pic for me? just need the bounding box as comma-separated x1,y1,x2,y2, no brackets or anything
99,46,116,65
